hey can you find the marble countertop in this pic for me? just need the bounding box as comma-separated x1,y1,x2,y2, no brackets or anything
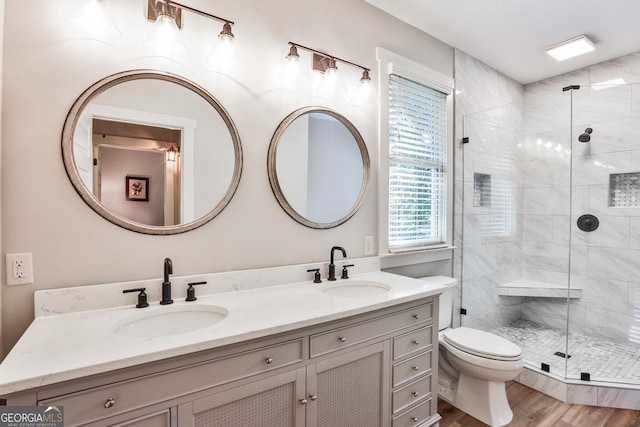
0,270,446,396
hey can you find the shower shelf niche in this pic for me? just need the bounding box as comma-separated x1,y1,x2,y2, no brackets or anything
498,279,582,299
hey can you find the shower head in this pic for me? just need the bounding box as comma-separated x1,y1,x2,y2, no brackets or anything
578,127,593,143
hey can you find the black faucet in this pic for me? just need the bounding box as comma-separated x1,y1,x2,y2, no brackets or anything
328,246,347,281
160,257,174,305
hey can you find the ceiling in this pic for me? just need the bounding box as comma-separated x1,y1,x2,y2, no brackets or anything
364,0,640,84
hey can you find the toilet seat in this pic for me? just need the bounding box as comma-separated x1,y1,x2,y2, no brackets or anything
442,327,521,361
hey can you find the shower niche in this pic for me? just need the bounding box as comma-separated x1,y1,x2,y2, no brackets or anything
472,173,491,207
609,172,640,208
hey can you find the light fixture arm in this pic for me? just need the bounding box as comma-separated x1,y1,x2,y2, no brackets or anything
165,0,234,26
288,42,370,74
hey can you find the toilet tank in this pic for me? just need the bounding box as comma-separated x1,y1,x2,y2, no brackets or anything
417,276,457,330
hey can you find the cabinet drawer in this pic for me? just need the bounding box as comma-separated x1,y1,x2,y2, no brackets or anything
310,303,432,357
393,351,432,387
39,339,303,426
392,374,432,414
393,326,433,360
392,398,432,427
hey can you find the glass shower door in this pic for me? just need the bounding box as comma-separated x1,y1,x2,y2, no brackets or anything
460,102,571,379
461,81,640,388
565,82,640,386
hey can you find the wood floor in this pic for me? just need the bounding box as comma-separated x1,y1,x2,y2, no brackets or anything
437,381,640,427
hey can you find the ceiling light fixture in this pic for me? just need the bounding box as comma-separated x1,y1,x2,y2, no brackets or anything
147,0,235,42
546,35,595,61
287,42,371,84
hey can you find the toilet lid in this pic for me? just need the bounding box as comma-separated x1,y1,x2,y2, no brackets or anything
443,327,521,360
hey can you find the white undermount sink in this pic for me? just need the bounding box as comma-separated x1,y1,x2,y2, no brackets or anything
321,280,391,297
112,304,228,338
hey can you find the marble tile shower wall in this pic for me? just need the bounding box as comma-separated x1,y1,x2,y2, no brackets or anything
522,51,640,343
454,50,525,331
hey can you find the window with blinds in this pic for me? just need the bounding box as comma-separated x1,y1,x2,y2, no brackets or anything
388,73,447,251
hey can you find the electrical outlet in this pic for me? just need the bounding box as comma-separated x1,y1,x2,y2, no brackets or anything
6,253,34,286
364,236,375,256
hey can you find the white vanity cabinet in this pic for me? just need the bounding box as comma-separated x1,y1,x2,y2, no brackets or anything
4,297,439,427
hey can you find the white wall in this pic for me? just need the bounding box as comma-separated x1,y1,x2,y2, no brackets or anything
100,145,165,226
1,0,453,353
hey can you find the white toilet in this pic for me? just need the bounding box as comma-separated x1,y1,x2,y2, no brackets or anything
419,276,523,426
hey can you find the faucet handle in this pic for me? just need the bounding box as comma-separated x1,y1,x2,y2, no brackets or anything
341,264,355,279
123,288,149,308
307,268,322,283
186,281,207,302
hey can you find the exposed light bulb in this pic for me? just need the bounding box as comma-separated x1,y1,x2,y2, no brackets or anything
286,44,300,62
219,22,234,42
325,58,338,75
360,69,371,84
144,12,188,56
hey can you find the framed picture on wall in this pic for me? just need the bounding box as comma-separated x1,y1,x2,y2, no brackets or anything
126,176,149,201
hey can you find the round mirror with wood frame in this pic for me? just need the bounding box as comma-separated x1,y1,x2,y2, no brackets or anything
268,107,370,229
62,70,243,235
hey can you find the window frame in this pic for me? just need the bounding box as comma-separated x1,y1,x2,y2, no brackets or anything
377,48,454,256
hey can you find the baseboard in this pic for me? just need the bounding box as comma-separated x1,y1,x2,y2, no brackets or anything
516,365,640,410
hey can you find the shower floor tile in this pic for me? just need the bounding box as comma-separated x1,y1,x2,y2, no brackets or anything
492,319,640,384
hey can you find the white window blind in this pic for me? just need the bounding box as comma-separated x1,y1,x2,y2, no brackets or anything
388,73,448,251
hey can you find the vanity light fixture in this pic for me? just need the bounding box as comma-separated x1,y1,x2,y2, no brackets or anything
360,69,371,84
286,42,371,84
546,34,595,61
325,57,338,75
286,44,300,62
147,0,235,42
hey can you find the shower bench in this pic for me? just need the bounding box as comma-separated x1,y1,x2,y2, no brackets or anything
497,279,582,298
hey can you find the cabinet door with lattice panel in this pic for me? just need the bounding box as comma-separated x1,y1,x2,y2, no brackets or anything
178,368,306,427
306,341,391,427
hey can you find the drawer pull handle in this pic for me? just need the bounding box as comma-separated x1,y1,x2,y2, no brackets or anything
412,391,419,397
299,398,308,405
265,357,274,364
338,336,347,343
413,314,420,320
411,416,419,422
104,398,116,409
412,365,420,371
309,394,318,401
412,339,420,345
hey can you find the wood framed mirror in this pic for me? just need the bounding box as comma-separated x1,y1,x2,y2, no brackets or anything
61,70,242,234
267,107,370,229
